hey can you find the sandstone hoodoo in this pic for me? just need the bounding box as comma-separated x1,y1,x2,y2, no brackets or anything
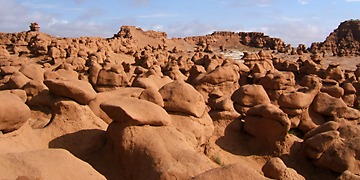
1,20,360,180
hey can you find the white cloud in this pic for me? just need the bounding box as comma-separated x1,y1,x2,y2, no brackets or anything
131,0,150,6
217,0,275,7
281,17,304,22
153,21,219,38
137,13,178,19
345,0,360,2
48,18,69,27
256,22,330,46
298,0,309,5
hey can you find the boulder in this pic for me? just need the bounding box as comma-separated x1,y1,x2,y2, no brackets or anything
231,84,270,107
262,157,305,180
49,46,61,59
342,83,356,94
194,163,269,180
132,74,172,90
278,84,321,131
88,63,102,85
88,87,144,124
4,89,27,103
197,64,240,85
7,71,31,89
96,68,128,87
159,81,206,117
44,69,79,81
0,66,18,75
44,79,97,105
19,64,44,81
169,112,214,149
244,103,291,143
313,92,360,120
0,91,30,133
23,80,48,99
337,170,360,180
139,88,164,107
107,123,216,179
0,45,10,59
100,97,170,126
325,62,345,83
303,122,360,174
321,79,344,98
259,70,295,90
0,149,105,180
279,84,321,109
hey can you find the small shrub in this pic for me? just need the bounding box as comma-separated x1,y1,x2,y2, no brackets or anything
213,156,224,166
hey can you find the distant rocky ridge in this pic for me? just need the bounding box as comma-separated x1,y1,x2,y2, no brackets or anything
311,19,360,56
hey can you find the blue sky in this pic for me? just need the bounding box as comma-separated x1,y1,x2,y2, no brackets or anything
0,0,359,46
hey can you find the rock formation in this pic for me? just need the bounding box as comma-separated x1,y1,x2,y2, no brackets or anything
312,19,360,56
0,21,360,180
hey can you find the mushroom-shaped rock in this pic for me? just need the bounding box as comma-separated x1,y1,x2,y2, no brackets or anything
0,91,30,133
325,62,345,83
244,103,291,143
88,87,144,124
321,79,344,98
159,81,206,117
262,157,305,180
44,79,97,105
278,84,321,131
100,97,170,126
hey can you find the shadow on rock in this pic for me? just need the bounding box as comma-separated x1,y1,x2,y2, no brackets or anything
49,129,124,180
215,119,274,156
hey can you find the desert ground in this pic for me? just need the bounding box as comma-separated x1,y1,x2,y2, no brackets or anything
0,20,360,180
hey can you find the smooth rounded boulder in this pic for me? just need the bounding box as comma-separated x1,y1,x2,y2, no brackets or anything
262,157,305,180
244,103,291,143
159,80,206,117
44,79,97,105
100,97,171,126
313,92,360,120
231,84,270,107
0,91,31,133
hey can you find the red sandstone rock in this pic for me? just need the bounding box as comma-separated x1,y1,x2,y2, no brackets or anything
159,80,206,117
0,91,30,133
